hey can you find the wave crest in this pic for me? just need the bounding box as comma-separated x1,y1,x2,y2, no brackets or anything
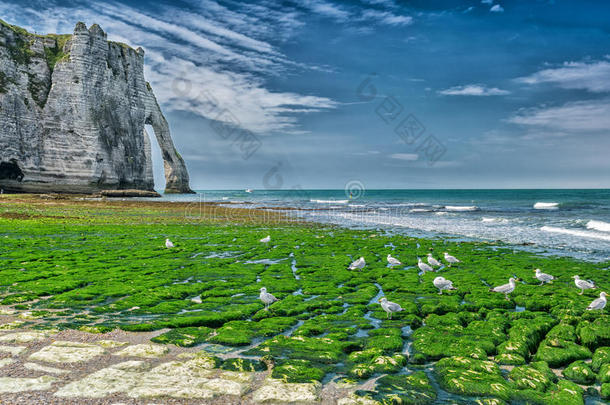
587,220,610,233
534,202,559,210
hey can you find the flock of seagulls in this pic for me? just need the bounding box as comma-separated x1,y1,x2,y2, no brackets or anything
167,237,605,314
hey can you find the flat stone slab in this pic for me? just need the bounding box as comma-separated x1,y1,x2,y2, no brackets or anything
29,340,106,363
24,362,70,374
0,358,15,368
0,345,26,355
0,331,54,343
55,357,253,399
252,378,321,404
114,344,169,358
0,376,57,393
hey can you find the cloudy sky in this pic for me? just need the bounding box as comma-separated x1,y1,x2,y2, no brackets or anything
2,0,609,189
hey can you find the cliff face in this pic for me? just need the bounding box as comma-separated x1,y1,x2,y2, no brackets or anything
0,21,193,194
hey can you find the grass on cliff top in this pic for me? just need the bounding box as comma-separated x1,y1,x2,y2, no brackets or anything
0,194,609,403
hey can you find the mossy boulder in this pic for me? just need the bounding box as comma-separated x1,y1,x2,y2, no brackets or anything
348,351,406,379
577,317,610,350
271,359,325,383
601,382,610,400
150,326,213,347
591,346,610,372
355,371,436,404
599,363,610,383
562,360,595,384
533,338,592,368
434,356,512,400
508,361,556,391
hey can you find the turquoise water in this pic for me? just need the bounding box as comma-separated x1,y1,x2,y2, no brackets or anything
156,189,610,261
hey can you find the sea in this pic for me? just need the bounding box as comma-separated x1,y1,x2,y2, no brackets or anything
153,189,610,262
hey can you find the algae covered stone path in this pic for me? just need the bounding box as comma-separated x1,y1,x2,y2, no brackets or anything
0,195,609,404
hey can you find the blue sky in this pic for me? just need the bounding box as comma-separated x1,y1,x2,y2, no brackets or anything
3,0,610,189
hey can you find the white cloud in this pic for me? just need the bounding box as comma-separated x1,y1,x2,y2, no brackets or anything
361,10,413,26
490,4,504,12
303,0,350,22
481,0,493,4
5,0,338,135
517,60,610,93
389,153,419,160
439,84,510,96
507,99,610,133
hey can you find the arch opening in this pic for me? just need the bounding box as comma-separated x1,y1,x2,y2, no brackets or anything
145,124,166,192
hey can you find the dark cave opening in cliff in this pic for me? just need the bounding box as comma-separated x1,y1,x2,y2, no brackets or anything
145,125,166,192
0,160,24,182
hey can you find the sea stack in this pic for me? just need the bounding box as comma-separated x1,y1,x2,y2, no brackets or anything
0,20,193,194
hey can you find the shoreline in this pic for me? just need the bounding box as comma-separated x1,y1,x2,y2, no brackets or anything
0,194,609,404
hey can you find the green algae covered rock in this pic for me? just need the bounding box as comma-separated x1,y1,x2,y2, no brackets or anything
533,338,592,368
494,353,526,365
599,363,610,383
271,359,325,383
365,328,403,353
355,371,436,404
562,360,595,384
496,315,556,361
546,380,584,405
348,350,406,379
434,356,512,400
577,317,610,350
150,327,213,347
601,382,610,400
221,358,267,373
592,346,610,372
508,361,556,391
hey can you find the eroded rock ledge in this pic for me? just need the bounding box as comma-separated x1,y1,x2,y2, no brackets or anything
0,20,193,194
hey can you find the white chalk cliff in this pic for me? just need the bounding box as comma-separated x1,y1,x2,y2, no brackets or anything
0,20,193,194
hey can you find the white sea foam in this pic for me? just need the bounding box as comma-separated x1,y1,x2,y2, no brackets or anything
587,220,610,233
534,202,559,210
444,206,479,212
410,208,434,213
482,217,508,223
541,226,610,241
311,199,349,204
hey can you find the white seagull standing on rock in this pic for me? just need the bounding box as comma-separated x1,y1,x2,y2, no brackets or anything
418,257,434,273
260,235,271,243
534,269,555,285
387,254,402,266
349,257,366,270
573,275,595,295
259,287,278,310
444,252,460,266
490,278,517,301
379,297,403,319
433,276,456,295
427,253,442,268
587,292,607,311
165,239,174,249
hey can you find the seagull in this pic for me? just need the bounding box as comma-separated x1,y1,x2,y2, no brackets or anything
573,275,595,295
379,297,403,319
165,238,174,249
587,292,607,311
349,257,366,270
444,252,460,266
418,257,434,273
260,235,271,243
490,278,517,301
427,253,442,267
259,287,278,310
387,254,402,266
534,269,555,285
433,276,456,295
